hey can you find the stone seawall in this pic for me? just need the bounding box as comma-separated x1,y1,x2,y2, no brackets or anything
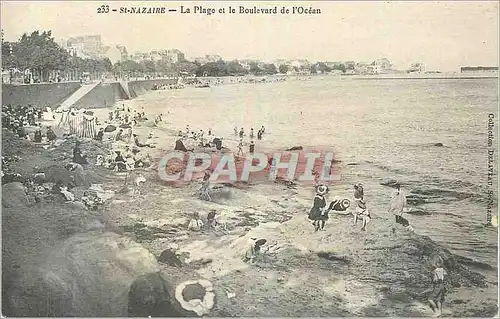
2,78,178,110
128,79,178,98
71,82,128,109
2,83,81,109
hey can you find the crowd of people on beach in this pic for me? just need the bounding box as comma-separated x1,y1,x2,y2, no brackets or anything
1,104,47,140
2,97,450,318
1,100,160,207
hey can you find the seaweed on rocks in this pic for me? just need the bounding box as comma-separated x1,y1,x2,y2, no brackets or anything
158,249,183,267
123,222,179,242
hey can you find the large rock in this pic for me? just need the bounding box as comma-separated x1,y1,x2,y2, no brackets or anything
45,165,87,187
158,249,183,267
104,125,117,132
2,182,30,209
380,179,399,187
128,272,188,317
5,231,160,317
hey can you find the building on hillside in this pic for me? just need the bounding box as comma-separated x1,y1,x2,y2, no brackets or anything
67,35,104,58
460,66,498,73
272,59,289,69
116,45,128,60
148,50,162,61
58,39,68,49
66,43,92,59
238,60,256,71
407,62,425,73
354,62,372,75
372,58,394,73
164,49,185,63
329,69,344,75
256,61,267,69
205,54,222,63
130,52,150,62
290,59,311,69
193,57,208,64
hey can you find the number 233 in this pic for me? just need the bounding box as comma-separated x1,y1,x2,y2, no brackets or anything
97,5,109,13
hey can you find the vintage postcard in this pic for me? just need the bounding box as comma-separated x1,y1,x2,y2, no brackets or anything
1,1,498,317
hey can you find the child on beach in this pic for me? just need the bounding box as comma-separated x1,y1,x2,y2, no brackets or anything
308,185,329,231
187,212,204,231
428,259,447,317
354,183,364,202
353,200,371,231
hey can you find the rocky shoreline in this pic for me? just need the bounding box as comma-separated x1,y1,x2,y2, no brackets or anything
2,104,498,317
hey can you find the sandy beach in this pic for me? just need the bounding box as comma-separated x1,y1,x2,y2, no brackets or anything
2,77,498,317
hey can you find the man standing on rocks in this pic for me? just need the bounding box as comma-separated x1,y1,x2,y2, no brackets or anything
388,182,414,232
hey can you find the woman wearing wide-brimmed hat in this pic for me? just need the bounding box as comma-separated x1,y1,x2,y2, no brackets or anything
308,184,329,231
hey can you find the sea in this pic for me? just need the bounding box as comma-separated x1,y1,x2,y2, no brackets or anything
124,76,498,281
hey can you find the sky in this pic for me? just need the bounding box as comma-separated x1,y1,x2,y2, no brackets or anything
1,1,498,71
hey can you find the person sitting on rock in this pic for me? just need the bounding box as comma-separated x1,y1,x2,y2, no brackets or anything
52,181,64,196
72,141,88,165
46,126,57,141
174,138,190,152
115,129,124,142
34,128,42,143
134,134,154,148
187,212,204,231
132,148,148,168
95,128,104,142
243,238,267,264
213,213,228,231
207,209,216,227
308,184,329,231
96,154,104,166
213,137,223,151
428,259,447,317
114,151,127,172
